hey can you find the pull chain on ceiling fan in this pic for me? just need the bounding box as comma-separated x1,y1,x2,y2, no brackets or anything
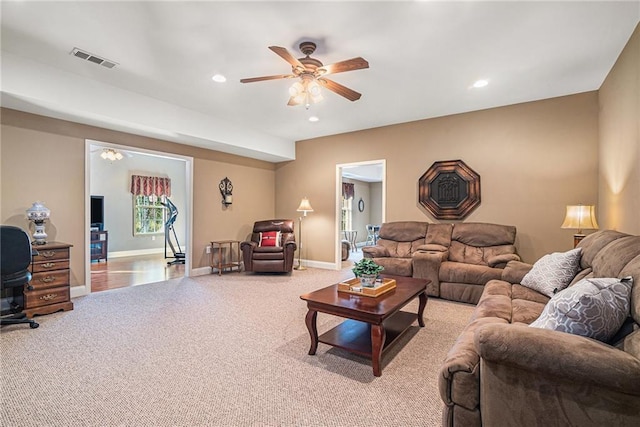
240,41,369,109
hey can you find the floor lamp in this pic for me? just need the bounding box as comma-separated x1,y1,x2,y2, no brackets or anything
295,197,314,270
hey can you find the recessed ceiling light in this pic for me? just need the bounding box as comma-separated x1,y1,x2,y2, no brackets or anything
472,79,489,88
211,74,227,83
308,116,319,122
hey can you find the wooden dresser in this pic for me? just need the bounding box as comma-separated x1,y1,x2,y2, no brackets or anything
25,241,74,317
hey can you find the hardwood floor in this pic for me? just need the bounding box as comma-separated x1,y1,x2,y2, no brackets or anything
90,253,184,293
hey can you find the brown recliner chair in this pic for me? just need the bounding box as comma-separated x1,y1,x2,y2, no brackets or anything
241,219,296,273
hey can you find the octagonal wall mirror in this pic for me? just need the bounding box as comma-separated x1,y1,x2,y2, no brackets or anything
418,159,481,220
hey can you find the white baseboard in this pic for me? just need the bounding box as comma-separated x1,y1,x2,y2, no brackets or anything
108,247,165,258
70,285,89,298
190,266,211,277
191,260,338,274
300,259,339,270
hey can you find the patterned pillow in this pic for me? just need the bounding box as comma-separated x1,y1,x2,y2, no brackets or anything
258,231,281,247
520,247,582,297
529,277,633,342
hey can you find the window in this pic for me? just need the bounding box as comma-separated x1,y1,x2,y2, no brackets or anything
133,195,165,235
341,196,353,231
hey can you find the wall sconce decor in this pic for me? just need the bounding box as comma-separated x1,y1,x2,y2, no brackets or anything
219,177,233,207
561,204,599,247
26,201,51,245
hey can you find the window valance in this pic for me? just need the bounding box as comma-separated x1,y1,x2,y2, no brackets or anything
342,182,355,200
130,175,171,197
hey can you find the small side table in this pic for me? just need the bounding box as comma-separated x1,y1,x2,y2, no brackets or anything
210,240,242,275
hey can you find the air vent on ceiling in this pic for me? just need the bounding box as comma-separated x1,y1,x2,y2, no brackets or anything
70,48,118,69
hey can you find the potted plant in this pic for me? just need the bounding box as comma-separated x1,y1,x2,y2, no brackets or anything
352,258,384,288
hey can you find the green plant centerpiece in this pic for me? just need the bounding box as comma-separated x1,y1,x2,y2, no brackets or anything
352,258,384,288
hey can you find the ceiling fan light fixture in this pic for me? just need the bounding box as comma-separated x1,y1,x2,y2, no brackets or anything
289,81,305,97
100,148,123,161
307,80,322,97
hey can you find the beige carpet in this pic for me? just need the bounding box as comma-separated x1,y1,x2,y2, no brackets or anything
1,267,474,427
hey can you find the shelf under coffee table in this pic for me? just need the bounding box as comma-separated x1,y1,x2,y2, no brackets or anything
300,275,429,377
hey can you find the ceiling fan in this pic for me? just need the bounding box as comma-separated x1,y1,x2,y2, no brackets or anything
240,41,369,108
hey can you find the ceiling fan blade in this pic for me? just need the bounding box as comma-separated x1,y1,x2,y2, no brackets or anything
317,57,369,75
269,46,305,71
318,78,362,101
240,74,296,83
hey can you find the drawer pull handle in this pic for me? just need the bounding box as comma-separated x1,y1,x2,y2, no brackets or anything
40,276,55,283
42,262,56,268
41,251,56,258
39,294,58,301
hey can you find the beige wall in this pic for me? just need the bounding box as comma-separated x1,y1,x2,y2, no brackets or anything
1,108,276,287
599,23,640,234
277,92,600,264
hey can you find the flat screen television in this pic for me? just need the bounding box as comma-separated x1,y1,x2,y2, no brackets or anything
91,195,104,230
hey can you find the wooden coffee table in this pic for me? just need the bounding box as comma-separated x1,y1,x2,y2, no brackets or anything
300,275,429,376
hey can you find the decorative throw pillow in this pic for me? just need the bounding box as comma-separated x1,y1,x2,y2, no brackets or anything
258,231,281,247
520,247,582,297
529,276,633,342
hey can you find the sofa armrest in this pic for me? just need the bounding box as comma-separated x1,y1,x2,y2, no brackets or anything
487,253,520,268
475,323,640,395
500,260,533,284
412,250,448,297
362,245,390,258
476,323,640,426
284,240,297,252
240,241,257,270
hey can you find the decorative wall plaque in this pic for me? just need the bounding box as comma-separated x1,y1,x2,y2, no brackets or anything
419,160,481,220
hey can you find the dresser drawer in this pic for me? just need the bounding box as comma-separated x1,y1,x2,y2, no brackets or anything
33,247,69,262
32,260,70,273
30,270,70,289
25,286,70,309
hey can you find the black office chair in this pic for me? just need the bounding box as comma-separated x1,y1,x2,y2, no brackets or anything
1,225,39,329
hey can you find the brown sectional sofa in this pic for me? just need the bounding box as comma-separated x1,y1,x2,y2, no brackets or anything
439,230,640,426
362,221,520,304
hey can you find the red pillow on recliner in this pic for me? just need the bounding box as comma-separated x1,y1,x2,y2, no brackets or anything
259,231,281,247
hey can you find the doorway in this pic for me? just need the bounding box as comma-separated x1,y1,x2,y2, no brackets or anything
336,160,386,269
84,140,193,294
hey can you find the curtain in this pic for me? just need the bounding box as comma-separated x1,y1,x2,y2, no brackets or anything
130,175,172,197
342,182,355,200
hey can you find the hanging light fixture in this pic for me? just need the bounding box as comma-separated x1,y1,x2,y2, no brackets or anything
288,75,323,109
100,148,124,161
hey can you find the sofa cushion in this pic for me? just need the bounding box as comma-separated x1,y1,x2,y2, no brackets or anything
521,247,582,297
377,221,428,242
441,262,505,286
377,239,422,258
452,223,516,247
530,277,633,342
371,257,412,277
425,223,453,246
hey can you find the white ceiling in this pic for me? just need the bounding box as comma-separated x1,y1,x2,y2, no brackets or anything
1,1,639,163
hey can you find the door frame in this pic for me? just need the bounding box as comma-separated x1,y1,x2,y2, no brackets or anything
335,159,386,269
78,140,194,296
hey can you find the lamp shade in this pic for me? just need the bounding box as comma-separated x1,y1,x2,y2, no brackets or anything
561,205,599,233
297,197,314,213
26,201,51,221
